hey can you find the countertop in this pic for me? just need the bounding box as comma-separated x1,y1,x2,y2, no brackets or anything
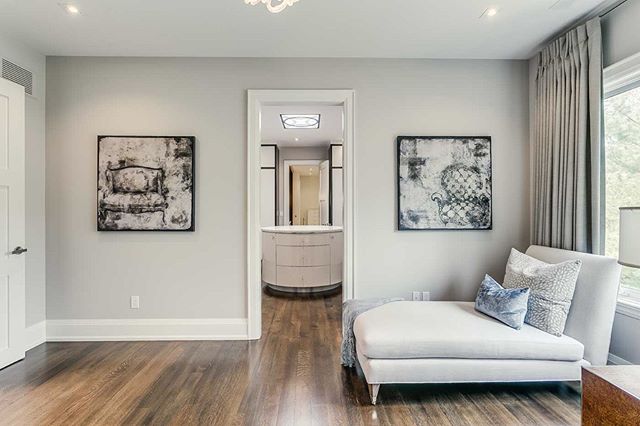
261,225,343,234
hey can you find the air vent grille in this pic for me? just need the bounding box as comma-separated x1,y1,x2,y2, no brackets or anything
2,58,33,95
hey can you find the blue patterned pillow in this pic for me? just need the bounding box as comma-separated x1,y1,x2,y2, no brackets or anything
475,275,530,329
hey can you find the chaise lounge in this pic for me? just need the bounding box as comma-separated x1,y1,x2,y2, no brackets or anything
353,245,622,405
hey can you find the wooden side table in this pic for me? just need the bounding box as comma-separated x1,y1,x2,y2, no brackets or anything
582,366,640,426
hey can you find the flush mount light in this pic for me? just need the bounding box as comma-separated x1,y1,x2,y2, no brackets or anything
60,3,80,15
480,7,499,18
280,114,320,129
245,0,300,13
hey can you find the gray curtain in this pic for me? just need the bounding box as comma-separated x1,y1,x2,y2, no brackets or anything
531,17,603,253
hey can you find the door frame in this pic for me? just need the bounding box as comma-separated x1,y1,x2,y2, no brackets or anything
283,159,322,226
247,89,356,339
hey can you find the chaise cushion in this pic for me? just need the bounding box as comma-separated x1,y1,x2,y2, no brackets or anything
354,301,584,362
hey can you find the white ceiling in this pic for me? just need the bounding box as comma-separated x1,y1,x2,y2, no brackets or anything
0,0,607,59
261,105,343,147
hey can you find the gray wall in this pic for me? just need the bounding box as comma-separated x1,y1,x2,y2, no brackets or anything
602,0,640,364
0,36,46,327
277,146,328,225
602,0,640,67
46,57,529,321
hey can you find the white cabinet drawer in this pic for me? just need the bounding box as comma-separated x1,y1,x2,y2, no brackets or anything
302,266,331,287
262,260,277,284
262,233,277,262
330,262,342,285
276,266,305,287
275,233,304,246
302,234,330,246
276,245,304,266
275,233,330,246
276,266,330,287
276,245,330,267
303,245,330,266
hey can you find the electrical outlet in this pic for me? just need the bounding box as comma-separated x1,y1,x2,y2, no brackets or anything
422,291,431,301
412,291,421,301
130,296,140,309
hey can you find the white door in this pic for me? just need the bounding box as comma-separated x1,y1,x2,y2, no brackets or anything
0,78,26,370
319,160,329,225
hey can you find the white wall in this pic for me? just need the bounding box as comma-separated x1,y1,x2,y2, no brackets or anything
602,0,640,67
602,0,640,365
277,146,328,225
0,36,46,328
46,58,529,325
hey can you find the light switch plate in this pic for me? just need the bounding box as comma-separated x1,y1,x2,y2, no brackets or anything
130,296,140,309
422,291,431,301
412,291,421,301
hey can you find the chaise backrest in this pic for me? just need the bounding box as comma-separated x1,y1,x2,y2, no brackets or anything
526,245,621,366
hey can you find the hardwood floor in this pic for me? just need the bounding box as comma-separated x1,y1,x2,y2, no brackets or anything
0,288,581,425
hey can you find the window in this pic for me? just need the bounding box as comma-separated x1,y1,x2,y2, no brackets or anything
604,59,640,306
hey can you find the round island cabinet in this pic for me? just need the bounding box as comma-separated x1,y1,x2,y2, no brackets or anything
262,226,343,293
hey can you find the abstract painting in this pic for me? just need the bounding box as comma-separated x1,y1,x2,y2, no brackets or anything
397,136,491,230
97,136,195,231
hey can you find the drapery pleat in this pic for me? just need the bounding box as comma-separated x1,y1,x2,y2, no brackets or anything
531,17,602,253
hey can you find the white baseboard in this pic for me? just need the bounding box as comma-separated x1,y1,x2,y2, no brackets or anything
25,321,47,350
607,353,632,365
46,318,249,341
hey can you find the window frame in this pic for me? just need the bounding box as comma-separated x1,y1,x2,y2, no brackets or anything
603,51,640,318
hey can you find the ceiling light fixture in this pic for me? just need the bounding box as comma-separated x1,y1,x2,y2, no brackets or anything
61,3,80,15
480,7,499,18
245,0,300,14
280,114,320,129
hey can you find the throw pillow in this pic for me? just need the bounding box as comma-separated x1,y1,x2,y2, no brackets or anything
475,275,530,329
503,248,582,336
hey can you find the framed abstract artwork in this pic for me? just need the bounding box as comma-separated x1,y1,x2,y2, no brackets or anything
397,136,492,231
97,135,195,231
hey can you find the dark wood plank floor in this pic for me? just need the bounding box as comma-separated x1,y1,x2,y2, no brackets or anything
0,288,581,425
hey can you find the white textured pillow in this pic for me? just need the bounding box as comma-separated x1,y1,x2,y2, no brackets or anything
503,248,582,336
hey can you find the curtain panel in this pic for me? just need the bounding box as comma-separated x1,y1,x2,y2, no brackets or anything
531,17,603,253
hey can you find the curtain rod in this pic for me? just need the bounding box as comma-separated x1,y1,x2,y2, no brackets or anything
599,0,628,18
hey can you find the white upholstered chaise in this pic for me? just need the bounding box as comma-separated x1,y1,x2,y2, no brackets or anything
353,245,621,405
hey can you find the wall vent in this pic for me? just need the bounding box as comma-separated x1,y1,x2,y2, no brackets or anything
2,58,33,96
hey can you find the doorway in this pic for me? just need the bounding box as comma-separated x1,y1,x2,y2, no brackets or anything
247,90,355,339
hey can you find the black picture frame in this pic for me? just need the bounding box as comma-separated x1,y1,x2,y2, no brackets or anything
328,143,343,225
97,135,196,232
260,144,279,226
396,135,492,231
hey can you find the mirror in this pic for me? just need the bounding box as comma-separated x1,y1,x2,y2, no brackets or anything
287,164,329,225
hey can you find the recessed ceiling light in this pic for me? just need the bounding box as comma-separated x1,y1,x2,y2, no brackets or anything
60,3,80,15
294,137,299,142
280,114,320,129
